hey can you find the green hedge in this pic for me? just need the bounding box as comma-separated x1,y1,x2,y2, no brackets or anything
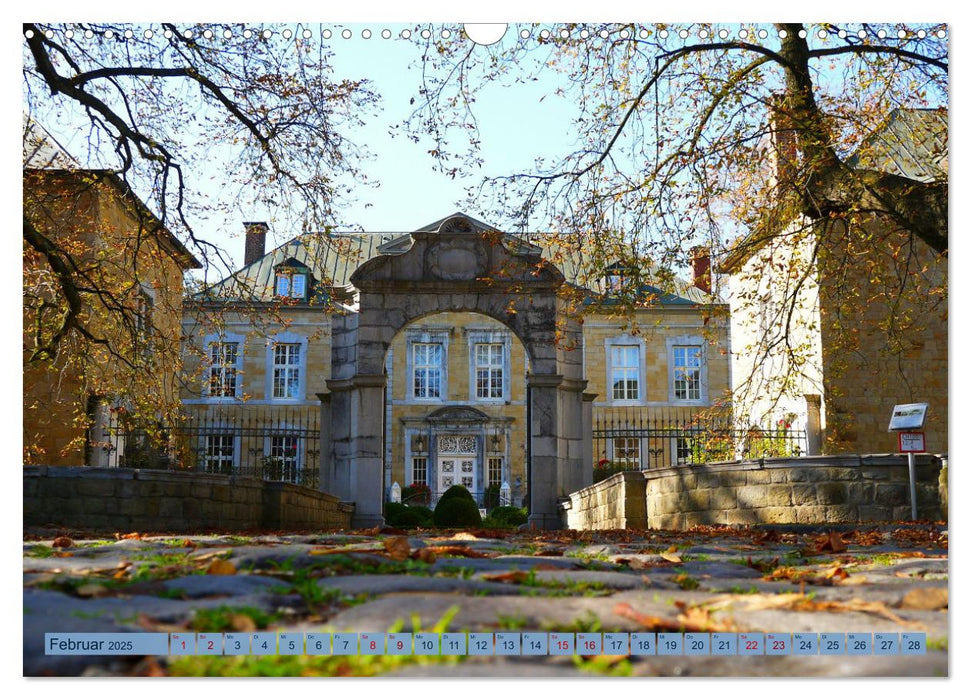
433,486,482,527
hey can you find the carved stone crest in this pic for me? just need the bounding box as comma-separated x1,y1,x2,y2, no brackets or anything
425,238,488,281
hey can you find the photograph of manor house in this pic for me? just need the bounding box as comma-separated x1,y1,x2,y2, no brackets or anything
177,212,729,525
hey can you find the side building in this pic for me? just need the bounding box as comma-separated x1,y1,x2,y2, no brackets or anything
23,121,201,466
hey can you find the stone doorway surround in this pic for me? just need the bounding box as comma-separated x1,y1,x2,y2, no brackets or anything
320,214,591,528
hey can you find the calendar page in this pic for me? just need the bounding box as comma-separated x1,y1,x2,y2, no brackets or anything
21,5,950,691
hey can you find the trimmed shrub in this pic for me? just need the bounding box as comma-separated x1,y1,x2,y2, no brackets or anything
394,507,434,528
439,484,476,504
433,496,482,528
486,505,528,527
385,502,408,523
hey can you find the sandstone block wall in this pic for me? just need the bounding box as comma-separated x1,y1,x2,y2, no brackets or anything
563,470,647,530
561,454,944,531
24,466,353,532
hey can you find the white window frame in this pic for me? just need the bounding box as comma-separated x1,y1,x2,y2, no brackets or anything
202,433,238,475
263,432,303,483
274,268,309,300
611,437,642,470
487,456,504,486
406,329,449,402
204,333,245,401
466,329,511,403
604,335,647,405
667,335,708,404
264,331,308,401
673,436,693,465
411,456,429,486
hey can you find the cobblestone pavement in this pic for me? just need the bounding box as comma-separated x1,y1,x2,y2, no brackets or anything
23,524,948,677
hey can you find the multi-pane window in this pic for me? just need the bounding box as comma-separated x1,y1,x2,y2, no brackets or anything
613,437,641,470
274,272,308,299
204,434,235,474
208,342,239,397
475,343,504,399
272,343,301,399
268,435,299,483
413,343,443,398
673,345,703,400
411,456,428,486
487,456,503,487
675,437,692,465
610,345,640,401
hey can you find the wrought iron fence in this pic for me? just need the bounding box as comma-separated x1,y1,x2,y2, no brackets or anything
96,407,320,490
593,406,807,477
399,487,515,509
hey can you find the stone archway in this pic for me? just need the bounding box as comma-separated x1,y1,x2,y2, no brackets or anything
321,214,588,528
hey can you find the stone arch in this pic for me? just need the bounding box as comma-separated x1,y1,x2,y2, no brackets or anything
322,214,589,528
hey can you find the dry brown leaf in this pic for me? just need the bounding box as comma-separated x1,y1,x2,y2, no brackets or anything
229,613,257,632
411,548,437,564
190,549,232,562
51,536,73,548
52,551,74,558
660,552,682,564
205,559,237,576
823,566,849,581
181,539,197,549
482,571,530,584
898,588,948,610
384,536,411,561
119,532,143,541
665,545,679,553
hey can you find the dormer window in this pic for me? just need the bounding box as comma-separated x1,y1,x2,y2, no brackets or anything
273,261,309,300
604,262,634,293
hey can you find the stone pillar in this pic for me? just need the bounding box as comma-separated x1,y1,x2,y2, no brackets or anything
326,378,354,503
582,391,598,485
349,373,387,528
804,394,823,456
316,391,332,494
527,374,562,528
558,378,588,497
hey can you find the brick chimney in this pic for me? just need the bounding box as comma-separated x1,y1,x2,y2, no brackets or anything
690,246,711,294
769,94,799,186
243,221,268,266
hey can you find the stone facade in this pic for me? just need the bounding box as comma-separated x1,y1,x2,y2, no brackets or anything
721,110,947,455
24,466,353,532
562,454,945,530
24,169,200,466
183,213,728,528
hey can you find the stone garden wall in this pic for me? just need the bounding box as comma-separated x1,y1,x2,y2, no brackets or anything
562,470,647,530
24,466,354,532
561,455,945,531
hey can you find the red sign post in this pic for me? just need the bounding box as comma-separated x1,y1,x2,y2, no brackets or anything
898,431,925,453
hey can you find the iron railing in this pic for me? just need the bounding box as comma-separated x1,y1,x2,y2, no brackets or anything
400,488,515,509
95,407,320,490
593,406,807,475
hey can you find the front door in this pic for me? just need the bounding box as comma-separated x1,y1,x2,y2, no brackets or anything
437,455,476,498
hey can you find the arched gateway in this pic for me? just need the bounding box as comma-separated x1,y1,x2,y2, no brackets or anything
320,215,591,528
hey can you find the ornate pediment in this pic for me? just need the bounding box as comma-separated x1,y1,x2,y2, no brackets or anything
426,405,491,423
350,213,565,289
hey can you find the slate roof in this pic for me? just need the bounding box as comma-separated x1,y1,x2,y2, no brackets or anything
845,108,948,183
196,211,716,306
